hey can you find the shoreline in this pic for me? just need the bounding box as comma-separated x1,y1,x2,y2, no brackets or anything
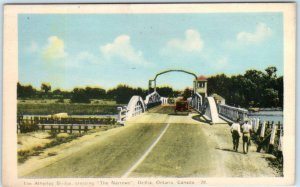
248,107,283,112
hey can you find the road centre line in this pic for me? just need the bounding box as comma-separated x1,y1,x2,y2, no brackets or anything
121,123,171,178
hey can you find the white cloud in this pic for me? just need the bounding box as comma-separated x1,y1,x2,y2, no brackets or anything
162,29,204,55
63,51,102,68
236,22,272,44
77,51,98,64
27,41,38,53
100,35,149,65
42,36,68,60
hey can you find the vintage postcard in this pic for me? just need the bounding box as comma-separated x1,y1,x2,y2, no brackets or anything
2,3,295,186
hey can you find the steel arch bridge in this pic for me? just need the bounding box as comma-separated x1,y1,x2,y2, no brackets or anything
148,69,198,92
117,69,248,125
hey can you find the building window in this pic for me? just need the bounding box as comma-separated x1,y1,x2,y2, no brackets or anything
198,82,205,88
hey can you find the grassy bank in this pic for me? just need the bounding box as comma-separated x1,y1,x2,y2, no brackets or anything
17,99,122,115
18,125,121,164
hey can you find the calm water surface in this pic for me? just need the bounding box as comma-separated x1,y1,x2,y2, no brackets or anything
248,111,283,124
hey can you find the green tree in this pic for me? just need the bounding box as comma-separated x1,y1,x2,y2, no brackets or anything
265,66,277,78
41,83,51,94
85,86,106,99
262,88,279,107
156,86,174,97
17,82,37,99
70,88,90,103
182,87,192,100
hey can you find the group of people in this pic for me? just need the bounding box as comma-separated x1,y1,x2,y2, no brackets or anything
230,118,252,154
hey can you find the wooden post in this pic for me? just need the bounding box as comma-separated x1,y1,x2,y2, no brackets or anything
50,125,53,132
70,125,73,134
278,129,283,152
79,125,81,133
58,125,61,133
64,125,67,133
84,125,88,133
260,121,266,138
42,124,45,131
256,118,260,133
268,123,277,153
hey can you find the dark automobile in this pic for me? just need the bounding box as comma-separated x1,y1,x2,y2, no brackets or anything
175,99,189,114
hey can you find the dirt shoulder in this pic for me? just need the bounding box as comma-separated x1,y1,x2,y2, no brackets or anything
200,120,280,177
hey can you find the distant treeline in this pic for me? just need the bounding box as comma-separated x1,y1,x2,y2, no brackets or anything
207,66,283,108
18,66,283,107
17,83,180,104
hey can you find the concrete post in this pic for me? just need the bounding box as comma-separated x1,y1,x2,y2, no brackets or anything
269,123,277,145
260,121,266,138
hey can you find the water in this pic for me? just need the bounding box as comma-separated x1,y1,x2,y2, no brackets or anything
248,110,283,124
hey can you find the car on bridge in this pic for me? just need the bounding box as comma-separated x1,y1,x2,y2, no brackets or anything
175,98,189,115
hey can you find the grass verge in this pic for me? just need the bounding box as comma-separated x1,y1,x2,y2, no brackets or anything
18,125,120,164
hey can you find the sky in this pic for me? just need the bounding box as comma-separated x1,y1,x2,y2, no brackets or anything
19,13,283,90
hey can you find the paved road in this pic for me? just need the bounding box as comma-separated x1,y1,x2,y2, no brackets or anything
20,105,279,177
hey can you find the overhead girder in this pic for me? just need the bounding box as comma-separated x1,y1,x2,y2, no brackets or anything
148,69,198,93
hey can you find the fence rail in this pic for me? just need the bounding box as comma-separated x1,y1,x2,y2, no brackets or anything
218,104,248,122
17,115,117,133
249,118,283,156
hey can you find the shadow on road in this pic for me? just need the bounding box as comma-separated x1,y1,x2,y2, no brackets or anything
192,115,212,125
168,112,189,116
215,147,245,154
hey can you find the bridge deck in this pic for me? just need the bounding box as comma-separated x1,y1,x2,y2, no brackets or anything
20,105,279,177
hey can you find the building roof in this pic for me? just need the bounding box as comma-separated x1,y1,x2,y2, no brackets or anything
197,75,207,81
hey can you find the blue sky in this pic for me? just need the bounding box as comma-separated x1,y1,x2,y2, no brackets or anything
19,13,283,90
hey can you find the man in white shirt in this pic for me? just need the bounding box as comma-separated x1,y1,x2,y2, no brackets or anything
241,118,252,154
230,119,241,152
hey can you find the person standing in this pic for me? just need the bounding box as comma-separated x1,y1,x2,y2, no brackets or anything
230,119,241,152
241,118,252,154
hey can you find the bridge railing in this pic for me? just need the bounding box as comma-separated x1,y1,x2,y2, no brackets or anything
189,92,203,113
133,102,143,117
117,106,128,124
218,104,248,122
144,91,161,109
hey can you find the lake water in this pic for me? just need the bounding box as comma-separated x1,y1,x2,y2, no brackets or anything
248,111,283,124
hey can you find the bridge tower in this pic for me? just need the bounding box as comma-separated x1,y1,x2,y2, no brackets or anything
194,75,207,99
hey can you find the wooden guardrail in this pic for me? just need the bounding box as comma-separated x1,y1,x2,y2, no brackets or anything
249,118,283,157
17,115,116,133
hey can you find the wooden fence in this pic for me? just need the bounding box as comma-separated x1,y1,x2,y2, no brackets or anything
17,115,117,133
249,118,283,157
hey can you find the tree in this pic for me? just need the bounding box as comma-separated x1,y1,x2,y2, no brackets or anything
41,83,51,94
265,66,277,78
182,87,192,100
70,88,90,103
107,84,135,104
85,86,106,99
262,88,279,107
206,67,283,108
17,82,37,99
156,86,174,97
